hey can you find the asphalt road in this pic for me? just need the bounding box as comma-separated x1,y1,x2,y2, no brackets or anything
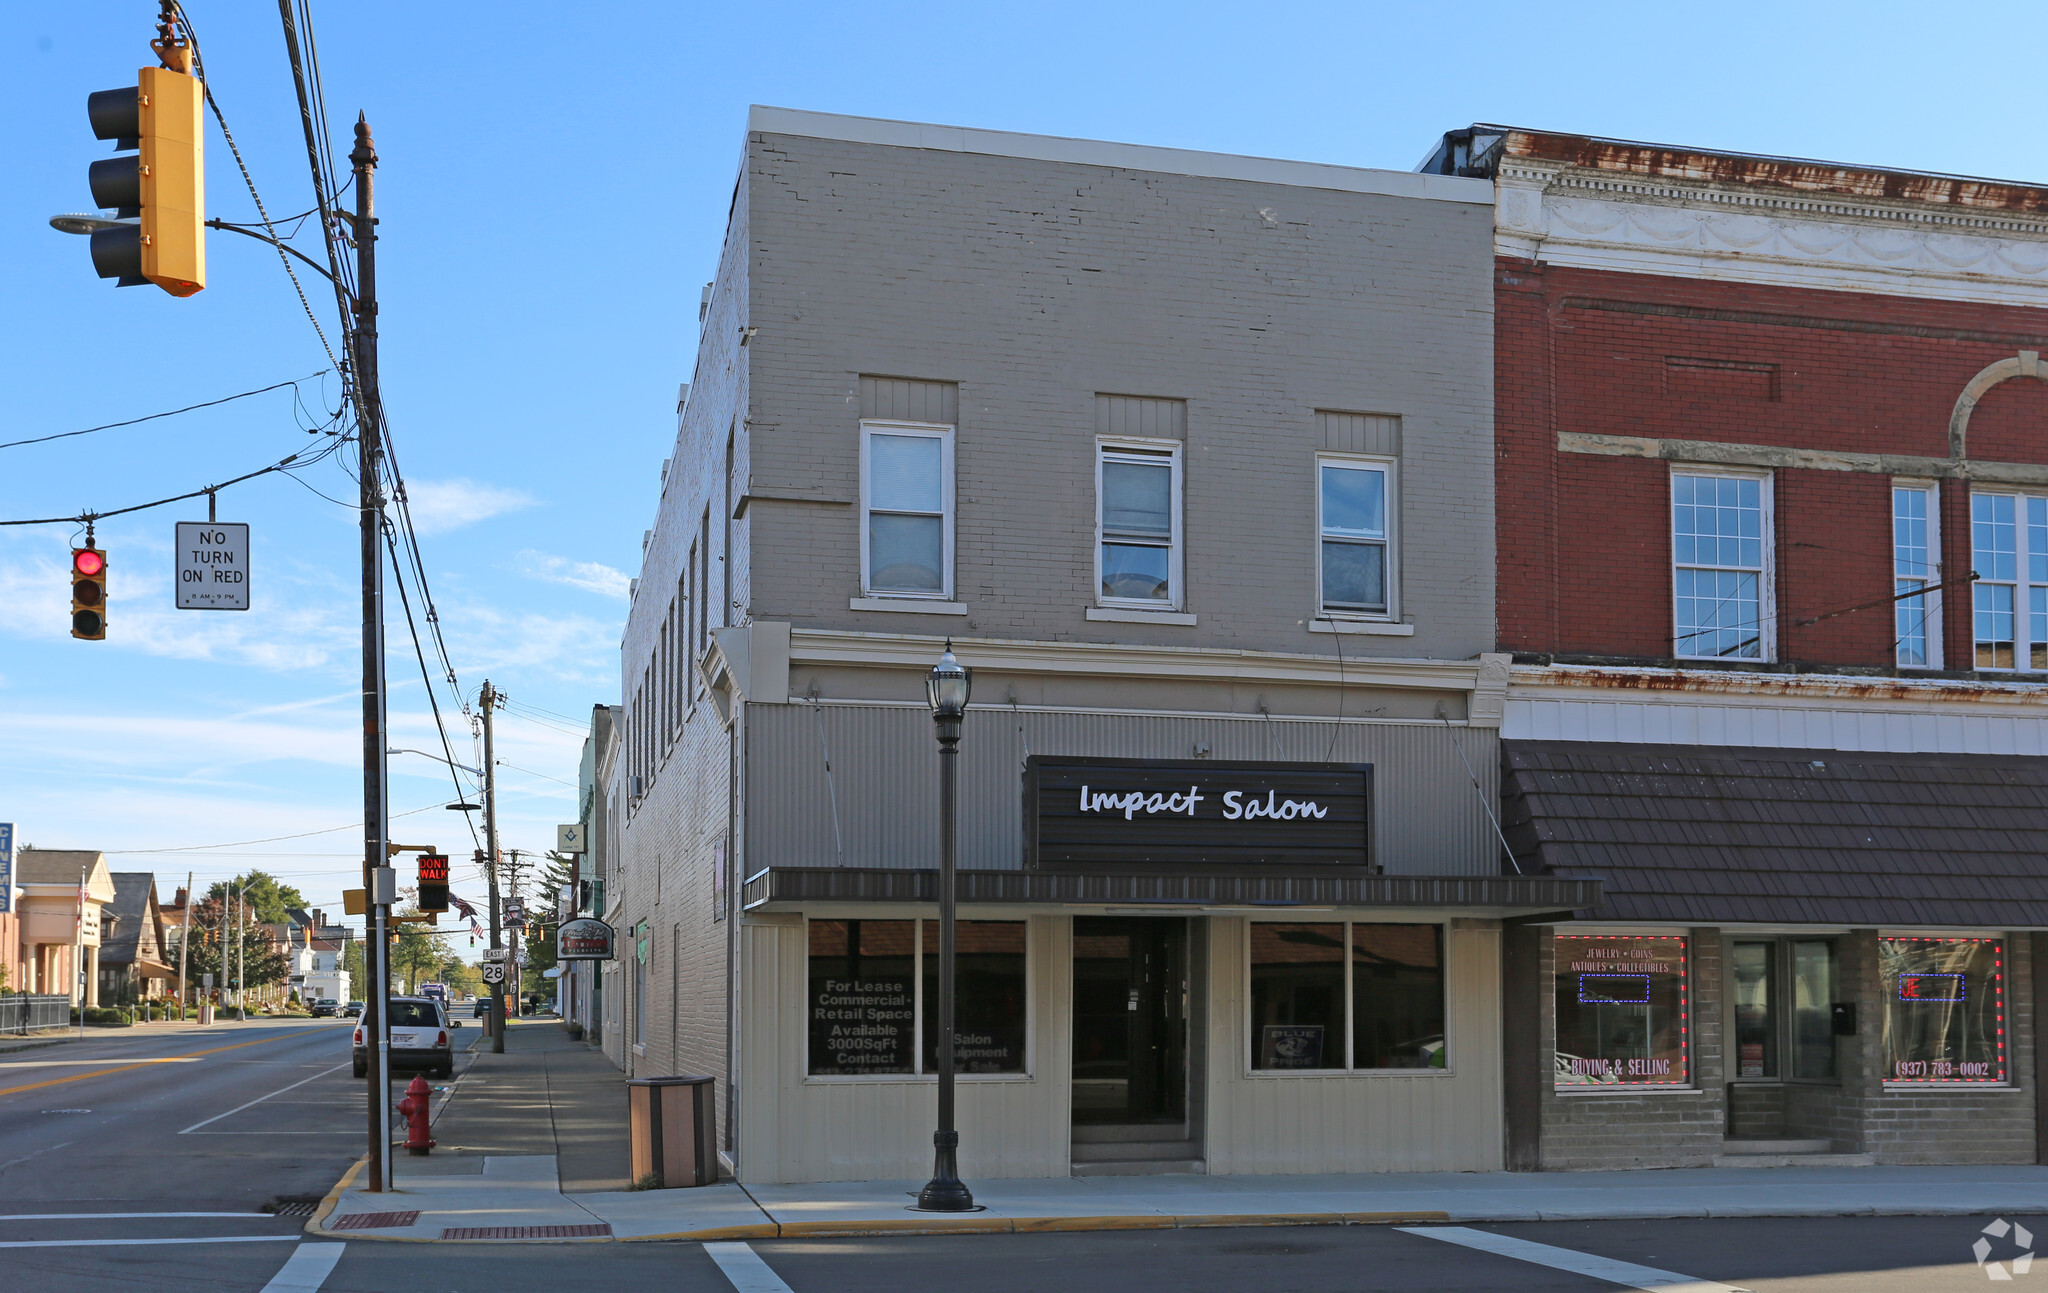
0,1031,2032,1293
0,1017,375,1292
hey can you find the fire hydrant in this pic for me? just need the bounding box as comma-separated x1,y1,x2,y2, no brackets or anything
398,1074,436,1156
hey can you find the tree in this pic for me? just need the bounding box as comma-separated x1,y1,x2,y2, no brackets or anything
390,911,453,994
340,938,366,997
204,871,308,925
519,852,576,1000
438,957,480,998
180,896,290,995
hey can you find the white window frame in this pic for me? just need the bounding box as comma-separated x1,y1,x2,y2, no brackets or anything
801,915,1034,1083
1970,489,2048,673
858,420,955,601
1315,454,1398,622
1893,480,1942,670
1095,437,1184,612
1243,919,1452,1078
1670,465,1776,663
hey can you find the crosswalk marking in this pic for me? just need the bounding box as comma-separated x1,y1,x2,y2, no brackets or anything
1397,1226,1753,1293
259,1242,347,1293
705,1241,796,1293
0,1235,299,1249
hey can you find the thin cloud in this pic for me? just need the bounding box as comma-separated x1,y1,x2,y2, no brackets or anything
512,550,631,600
402,478,535,535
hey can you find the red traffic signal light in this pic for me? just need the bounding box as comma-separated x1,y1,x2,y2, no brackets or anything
71,545,107,640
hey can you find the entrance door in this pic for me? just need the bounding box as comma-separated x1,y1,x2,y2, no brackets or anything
1071,917,1186,1125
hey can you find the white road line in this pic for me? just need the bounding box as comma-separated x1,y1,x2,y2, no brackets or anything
0,1142,72,1175
0,1235,299,1249
0,1212,260,1219
704,1241,795,1293
259,1242,347,1293
1397,1227,1752,1293
178,1062,349,1134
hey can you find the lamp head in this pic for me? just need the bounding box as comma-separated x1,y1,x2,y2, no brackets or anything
926,641,972,718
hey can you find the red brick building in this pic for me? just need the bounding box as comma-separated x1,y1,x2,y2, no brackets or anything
1423,127,2048,1171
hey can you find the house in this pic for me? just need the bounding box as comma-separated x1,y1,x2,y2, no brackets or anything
9,849,114,1005
97,873,174,1005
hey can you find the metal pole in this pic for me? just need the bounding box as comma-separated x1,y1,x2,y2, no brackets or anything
346,113,393,1194
74,865,85,1037
917,710,974,1211
177,870,190,1021
482,681,504,1053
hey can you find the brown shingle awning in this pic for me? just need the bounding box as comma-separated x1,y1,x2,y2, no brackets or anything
1502,740,2048,926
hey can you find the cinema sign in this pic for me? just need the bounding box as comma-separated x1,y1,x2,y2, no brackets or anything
1024,756,1372,871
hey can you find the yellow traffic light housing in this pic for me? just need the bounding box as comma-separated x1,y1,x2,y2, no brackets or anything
71,545,107,640
84,32,204,296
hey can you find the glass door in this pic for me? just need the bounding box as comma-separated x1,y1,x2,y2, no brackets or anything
1071,917,1186,1125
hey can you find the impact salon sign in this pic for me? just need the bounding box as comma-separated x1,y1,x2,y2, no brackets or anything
1025,756,1372,870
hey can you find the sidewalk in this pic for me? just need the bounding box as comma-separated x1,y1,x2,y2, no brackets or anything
313,1021,2048,1244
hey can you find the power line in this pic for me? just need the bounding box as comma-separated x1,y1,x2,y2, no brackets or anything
0,435,348,527
0,372,329,452
115,802,447,853
384,520,482,855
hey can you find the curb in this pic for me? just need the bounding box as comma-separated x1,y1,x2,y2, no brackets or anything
318,1205,1455,1245
305,1156,367,1237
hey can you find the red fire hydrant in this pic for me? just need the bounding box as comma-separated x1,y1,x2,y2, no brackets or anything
398,1074,436,1156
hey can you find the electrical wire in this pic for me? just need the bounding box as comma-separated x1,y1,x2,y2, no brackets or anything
0,433,348,527
384,519,483,855
0,372,329,452
118,802,448,854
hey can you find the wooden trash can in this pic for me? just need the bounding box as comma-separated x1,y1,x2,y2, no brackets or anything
627,1075,716,1188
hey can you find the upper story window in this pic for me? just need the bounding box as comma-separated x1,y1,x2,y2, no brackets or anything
860,422,954,599
1097,443,1181,607
1972,491,2048,671
1318,458,1394,618
1671,469,1772,661
1894,483,1940,669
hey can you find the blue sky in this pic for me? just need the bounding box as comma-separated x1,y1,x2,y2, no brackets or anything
1,1,2038,933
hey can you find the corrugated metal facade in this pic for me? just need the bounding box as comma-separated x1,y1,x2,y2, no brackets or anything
746,702,1501,876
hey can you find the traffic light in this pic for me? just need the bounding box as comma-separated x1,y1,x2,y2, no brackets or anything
418,854,450,912
71,545,107,640
83,33,204,296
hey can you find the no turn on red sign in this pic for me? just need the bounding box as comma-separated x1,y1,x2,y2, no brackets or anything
175,522,250,610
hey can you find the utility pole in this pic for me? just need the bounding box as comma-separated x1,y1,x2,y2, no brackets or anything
481,680,505,1053
343,114,394,1194
177,870,190,1021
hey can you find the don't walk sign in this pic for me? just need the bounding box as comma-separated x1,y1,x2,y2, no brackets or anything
175,522,250,610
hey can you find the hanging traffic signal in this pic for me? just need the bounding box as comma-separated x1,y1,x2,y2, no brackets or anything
83,31,204,295
71,546,107,640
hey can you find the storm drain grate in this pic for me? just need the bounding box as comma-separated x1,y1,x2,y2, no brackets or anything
271,1200,319,1218
440,1224,612,1240
330,1210,421,1230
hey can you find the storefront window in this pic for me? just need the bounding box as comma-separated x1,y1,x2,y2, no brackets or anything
1554,934,1689,1088
1250,923,1345,1069
807,919,915,1075
1731,942,1775,1078
1790,940,1836,1080
1249,921,1446,1072
922,921,1027,1074
1882,937,2006,1084
1352,924,1445,1069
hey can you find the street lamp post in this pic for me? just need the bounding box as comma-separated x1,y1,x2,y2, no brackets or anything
917,642,976,1213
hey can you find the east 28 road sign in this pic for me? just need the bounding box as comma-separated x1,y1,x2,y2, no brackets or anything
175,522,249,610
480,963,506,984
